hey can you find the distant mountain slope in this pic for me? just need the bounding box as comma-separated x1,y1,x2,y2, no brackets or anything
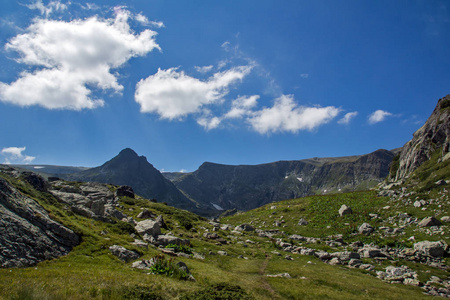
11,165,90,176
64,148,201,212
392,95,450,181
172,149,395,212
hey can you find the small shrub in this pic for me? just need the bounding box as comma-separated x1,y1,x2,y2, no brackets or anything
102,285,162,300
121,197,136,205
148,254,190,280
165,244,192,255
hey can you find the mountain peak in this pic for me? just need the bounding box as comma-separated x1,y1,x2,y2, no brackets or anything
118,148,139,158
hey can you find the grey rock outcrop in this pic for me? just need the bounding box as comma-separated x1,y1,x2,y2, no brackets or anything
414,241,448,258
50,181,123,222
0,177,79,268
394,95,450,180
109,245,140,262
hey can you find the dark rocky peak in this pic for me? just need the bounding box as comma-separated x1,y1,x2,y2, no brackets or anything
394,95,450,180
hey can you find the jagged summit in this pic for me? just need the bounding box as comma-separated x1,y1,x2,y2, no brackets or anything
65,148,197,211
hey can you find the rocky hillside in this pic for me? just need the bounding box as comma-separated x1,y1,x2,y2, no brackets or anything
171,149,395,212
393,95,450,181
64,148,204,213
0,166,79,267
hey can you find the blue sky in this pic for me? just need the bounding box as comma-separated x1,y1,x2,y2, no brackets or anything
0,0,449,171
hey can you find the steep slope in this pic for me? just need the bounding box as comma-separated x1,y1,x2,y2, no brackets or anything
393,95,450,181
65,148,200,212
173,149,395,212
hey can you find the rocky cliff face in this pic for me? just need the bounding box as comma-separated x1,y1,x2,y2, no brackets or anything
172,149,395,212
0,166,79,267
394,95,450,181
65,148,198,212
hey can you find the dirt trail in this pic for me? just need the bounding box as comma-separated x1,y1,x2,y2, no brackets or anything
258,254,282,299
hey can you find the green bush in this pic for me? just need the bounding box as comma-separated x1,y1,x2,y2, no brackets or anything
165,244,192,255
148,254,190,280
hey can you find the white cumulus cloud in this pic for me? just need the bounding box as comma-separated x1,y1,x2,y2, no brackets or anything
338,111,358,125
1,147,36,164
0,8,160,110
135,66,252,120
248,95,341,134
368,110,393,124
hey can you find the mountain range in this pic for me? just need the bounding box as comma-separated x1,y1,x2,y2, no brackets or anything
13,95,449,216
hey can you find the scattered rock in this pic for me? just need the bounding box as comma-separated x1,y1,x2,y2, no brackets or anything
441,216,450,223
358,223,374,235
217,250,228,256
266,273,291,278
297,218,309,226
109,245,140,262
203,232,219,239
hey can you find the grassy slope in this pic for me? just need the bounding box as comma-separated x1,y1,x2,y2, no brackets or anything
0,170,447,299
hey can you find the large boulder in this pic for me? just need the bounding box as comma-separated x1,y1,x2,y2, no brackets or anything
339,205,353,216
234,224,255,232
115,185,135,198
418,217,442,227
109,245,140,262
135,220,161,237
414,241,447,258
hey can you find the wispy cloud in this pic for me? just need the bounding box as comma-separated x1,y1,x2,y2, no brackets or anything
135,65,253,120
1,147,35,164
0,8,160,110
248,95,341,134
338,111,358,125
26,0,68,17
300,73,309,79
368,110,393,124
195,65,214,73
